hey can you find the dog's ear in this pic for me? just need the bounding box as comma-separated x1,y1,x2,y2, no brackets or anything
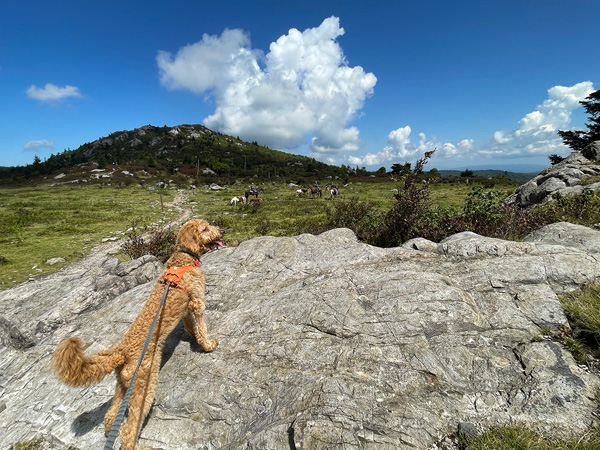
177,220,202,255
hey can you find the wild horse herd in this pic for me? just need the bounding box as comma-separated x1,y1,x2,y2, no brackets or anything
296,184,338,199
231,184,339,206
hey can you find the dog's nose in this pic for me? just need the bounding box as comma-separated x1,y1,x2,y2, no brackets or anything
219,229,226,236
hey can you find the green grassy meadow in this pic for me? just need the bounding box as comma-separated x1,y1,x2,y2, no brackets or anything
0,179,517,288
0,184,176,288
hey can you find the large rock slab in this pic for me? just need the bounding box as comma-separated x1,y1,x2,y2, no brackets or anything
1,225,600,449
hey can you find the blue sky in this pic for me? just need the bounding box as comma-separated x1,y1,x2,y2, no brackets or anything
1,0,598,171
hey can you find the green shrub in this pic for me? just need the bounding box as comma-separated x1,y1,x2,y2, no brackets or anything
255,218,271,235
324,196,381,241
373,150,436,246
121,220,177,263
543,189,600,224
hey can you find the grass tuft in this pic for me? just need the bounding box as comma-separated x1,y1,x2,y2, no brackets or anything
560,282,600,337
459,424,600,450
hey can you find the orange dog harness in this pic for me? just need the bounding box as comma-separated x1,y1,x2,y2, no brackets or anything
163,260,199,288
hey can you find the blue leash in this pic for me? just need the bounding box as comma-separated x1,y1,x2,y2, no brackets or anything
104,281,172,450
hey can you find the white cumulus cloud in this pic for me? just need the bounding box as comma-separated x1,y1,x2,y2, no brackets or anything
482,81,595,157
349,126,470,167
26,83,82,103
157,17,377,157
351,80,594,168
24,139,55,151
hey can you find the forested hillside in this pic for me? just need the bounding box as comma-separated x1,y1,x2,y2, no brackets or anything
0,124,351,182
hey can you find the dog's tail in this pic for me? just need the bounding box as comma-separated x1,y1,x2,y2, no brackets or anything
51,337,125,387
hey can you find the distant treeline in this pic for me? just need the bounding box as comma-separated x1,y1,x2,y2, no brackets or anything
0,124,535,185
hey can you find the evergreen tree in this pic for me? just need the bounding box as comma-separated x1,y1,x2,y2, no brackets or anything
548,154,565,165
558,89,600,151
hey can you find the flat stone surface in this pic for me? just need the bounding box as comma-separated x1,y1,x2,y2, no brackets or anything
1,225,599,449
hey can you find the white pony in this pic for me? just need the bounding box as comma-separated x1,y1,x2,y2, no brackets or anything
325,184,338,200
230,196,246,206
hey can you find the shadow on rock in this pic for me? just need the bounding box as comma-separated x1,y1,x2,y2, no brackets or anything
72,399,111,436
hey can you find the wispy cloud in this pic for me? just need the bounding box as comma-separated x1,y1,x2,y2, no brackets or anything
24,139,55,151
350,81,595,168
157,16,376,157
26,83,82,103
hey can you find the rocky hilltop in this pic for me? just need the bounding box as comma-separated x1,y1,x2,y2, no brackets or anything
505,141,600,207
1,223,600,449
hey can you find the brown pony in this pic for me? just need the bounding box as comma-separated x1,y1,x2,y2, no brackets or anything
308,185,322,198
244,186,264,201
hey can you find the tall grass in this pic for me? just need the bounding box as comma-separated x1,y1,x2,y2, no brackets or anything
561,282,600,337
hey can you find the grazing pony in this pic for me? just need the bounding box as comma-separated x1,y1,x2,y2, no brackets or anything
230,196,245,206
325,184,338,200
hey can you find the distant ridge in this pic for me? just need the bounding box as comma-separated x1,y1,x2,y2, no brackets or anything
438,169,538,183
443,163,546,173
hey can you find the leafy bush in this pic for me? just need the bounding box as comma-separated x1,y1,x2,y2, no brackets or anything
121,220,177,263
255,218,271,235
543,189,600,224
372,150,436,246
323,152,600,248
324,196,381,242
323,150,552,246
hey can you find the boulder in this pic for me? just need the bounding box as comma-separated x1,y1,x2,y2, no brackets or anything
1,226,599,449
505,145,600,207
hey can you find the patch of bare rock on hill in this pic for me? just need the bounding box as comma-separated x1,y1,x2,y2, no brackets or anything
1,222,600,449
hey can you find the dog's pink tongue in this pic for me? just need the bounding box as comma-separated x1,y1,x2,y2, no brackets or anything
215,240,224,247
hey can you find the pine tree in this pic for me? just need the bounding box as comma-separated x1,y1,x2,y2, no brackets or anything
558,89,600,151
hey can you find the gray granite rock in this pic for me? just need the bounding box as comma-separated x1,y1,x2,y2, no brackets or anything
1,225,599,449
505,143,600,207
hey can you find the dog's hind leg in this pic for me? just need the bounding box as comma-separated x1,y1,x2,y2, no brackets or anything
118,376,151,450
139,359,160,431
104,369,127,435
118,351,163,450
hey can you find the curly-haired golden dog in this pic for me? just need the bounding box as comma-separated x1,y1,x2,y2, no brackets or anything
51,219,223,450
